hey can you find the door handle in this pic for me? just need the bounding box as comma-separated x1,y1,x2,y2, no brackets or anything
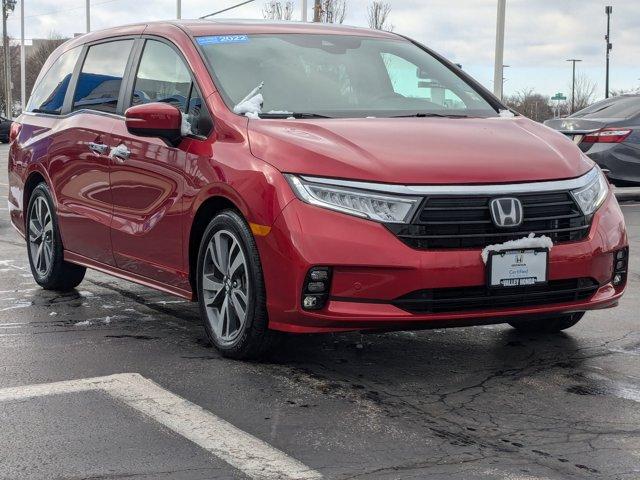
109,144,131,163
88,142,109,155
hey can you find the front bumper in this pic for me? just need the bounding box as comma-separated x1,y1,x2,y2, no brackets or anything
257,192,627,333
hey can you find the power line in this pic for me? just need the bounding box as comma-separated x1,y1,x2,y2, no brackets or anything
7,0,122,21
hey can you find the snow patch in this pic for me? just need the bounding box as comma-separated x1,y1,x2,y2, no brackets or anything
74,320,91,327
233,82,264,119
181,113,192,136
488,109,516,119
481,233,553,264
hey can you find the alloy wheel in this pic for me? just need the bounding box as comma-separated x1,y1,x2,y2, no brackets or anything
28,196,54,276
201,229,250,345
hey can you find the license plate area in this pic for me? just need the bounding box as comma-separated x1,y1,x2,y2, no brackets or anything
488,248,549,288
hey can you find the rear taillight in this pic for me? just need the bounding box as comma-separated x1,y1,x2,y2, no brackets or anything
9,122,21,143
582,128,632,144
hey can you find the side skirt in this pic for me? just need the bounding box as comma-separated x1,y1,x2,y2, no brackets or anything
64,251,195,301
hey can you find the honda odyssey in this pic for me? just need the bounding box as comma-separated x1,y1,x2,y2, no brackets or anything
7,21,628,359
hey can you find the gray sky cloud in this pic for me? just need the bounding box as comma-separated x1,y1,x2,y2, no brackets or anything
6,0,640,99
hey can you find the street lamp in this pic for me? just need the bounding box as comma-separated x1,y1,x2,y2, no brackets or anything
605,6,613,98
566,58,582,115
2,0,17,118
493,0,507,99
502,64,510,95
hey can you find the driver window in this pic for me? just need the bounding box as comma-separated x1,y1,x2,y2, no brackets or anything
132,40,192,111
381,53,466,109
132,39,213,137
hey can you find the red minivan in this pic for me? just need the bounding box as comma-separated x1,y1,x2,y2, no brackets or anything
7,21,628,359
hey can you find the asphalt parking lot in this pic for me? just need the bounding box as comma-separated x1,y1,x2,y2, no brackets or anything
1,143,639,480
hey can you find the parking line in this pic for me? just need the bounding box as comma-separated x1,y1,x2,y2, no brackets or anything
0,373,322,480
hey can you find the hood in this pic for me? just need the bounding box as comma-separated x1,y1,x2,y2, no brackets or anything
248,116,594,185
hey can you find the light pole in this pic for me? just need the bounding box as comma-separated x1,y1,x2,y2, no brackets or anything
605,6,612,98
86,0,90,33
502,64,510,96
493,0,507,99
2,0,16,118
301,0,307,21
177,0,181,19
566,58,582,114
20,0,24,111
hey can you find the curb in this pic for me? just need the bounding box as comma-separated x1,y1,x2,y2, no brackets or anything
614,187,640,202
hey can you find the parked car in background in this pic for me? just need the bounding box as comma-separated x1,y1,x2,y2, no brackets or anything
7,21,628,359
545,94,640,185
0,116,12,143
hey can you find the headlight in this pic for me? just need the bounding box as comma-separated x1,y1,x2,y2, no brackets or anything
285,175,421,223
571,167,609,215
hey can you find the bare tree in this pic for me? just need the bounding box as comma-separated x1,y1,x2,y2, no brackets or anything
313,0,346,24
504,88,554,123
367,1,392,31
610,87,640,97
25,35,67,100
571,74,597,112
262,1,294,20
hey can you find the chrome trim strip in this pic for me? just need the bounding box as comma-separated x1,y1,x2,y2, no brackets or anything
299,167,599,196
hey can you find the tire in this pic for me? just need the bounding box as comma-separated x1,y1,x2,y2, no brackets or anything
508,312,585,333
196,210,278,360
26,183,86,291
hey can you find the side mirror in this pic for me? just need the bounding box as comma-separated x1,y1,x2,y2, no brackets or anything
125,102,183,146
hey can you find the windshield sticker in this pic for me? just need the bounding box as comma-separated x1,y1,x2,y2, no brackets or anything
197,35,249,45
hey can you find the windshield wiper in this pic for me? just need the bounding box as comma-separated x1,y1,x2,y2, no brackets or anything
391,113,469,118
259,112,332,119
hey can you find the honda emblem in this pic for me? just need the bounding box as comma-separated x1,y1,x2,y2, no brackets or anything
490,198,523,228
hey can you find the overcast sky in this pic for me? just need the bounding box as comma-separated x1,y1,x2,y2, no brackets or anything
7,0,640,99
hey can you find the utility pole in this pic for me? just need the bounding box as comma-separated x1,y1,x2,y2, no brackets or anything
313,0,321,22
177,0,181,19
502,64,510,96
2,0,16,118
301,0,307,22
605,6,612,98
493,0,506,99
86,0,90,33
20,0,24,111
566,58,582,114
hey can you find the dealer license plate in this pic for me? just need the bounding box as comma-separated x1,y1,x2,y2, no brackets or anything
488,249,548,288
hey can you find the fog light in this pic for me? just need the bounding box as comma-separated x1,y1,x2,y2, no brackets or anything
613,273,623,286
303,296,319,309
302,267,332,310
307,282,325,293
310,270,329,281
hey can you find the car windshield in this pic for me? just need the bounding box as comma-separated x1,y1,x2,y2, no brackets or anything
571,96,640,119
198,34,498,118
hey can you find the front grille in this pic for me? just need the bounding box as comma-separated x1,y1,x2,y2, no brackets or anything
394,278,599,314
387,191,591,249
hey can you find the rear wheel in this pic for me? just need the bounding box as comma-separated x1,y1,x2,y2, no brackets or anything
26,183,86,291
196,210,278,360
508,312,585,333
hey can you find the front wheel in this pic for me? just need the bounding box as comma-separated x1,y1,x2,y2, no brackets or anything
508,312,585,333
196,210,278,360
26,183,86,291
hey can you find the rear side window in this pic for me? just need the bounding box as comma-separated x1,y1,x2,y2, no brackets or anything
131,39,212,137
73,40,134,114
27,47,81,114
